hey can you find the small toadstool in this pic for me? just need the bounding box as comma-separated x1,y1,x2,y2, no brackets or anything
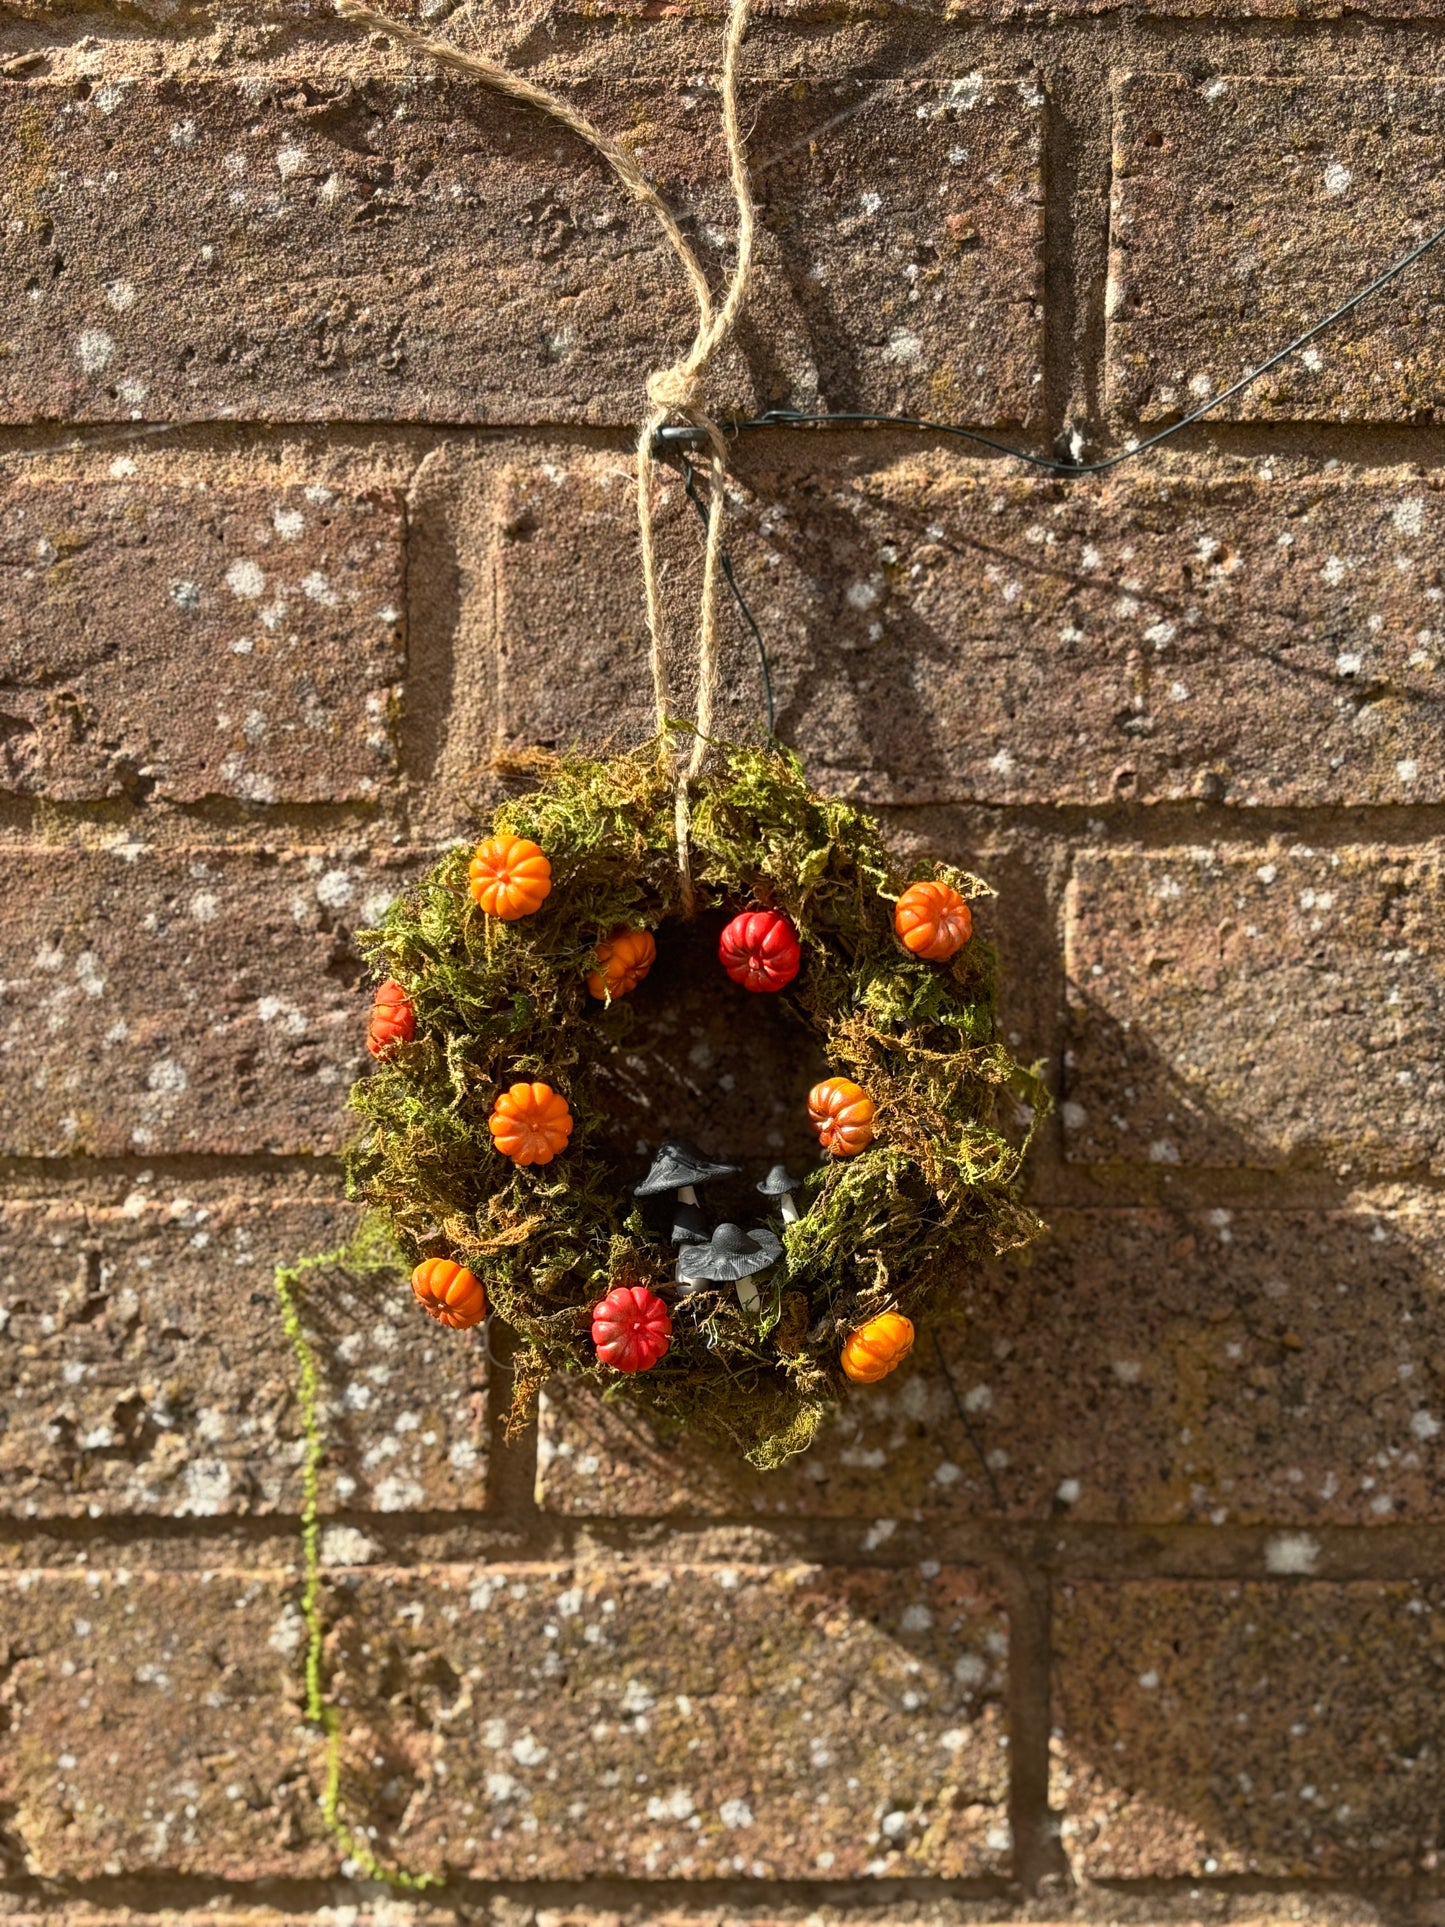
756,1163,804,1224
633,1139,739,1210
670,1200,708,1245
677,1221,782,1316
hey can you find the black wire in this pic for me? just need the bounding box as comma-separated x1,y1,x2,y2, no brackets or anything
930,1328,1004,1512
653,216,1445,724
676,450,776,739
655,215,1445,474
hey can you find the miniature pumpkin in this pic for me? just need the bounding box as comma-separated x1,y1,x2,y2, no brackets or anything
895,880,973,961
718,907,801,993
807,1076,876,1157
592,1283,672,1372
411,1257,486,1331
586,927,657,1002
841,1310,915,1384
468,834,552,920
366,978,415,1058
489,1080,574,1166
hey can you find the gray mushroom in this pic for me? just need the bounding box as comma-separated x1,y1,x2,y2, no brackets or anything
756,1163,804,1224
633,1139,739,1210
677,1221,782,1316
670,1201,707,1246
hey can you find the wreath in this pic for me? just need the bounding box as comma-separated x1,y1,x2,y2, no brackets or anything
349,739,1045,1469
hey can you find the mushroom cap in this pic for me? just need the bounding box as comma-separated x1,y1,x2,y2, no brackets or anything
670,1201,708,1245
756,1164,803,1197
677,1222,782,1283
633,1138,740,1197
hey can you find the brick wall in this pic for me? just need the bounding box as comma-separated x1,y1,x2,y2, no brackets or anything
2,3,1443,1926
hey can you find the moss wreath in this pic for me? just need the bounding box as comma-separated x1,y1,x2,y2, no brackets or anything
349,738,1046,1470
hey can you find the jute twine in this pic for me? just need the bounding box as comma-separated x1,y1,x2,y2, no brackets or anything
335,0,756,909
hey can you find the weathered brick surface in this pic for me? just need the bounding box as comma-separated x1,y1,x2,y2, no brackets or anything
1108,76,1445,422
0,480,404,803
489,452,1445,805
1052,1581,1445,1878
1064,844,1445,1174
1,1564,1008,1881
0,1196,485,1519
0,845,404,1156
540,1200,1445,1525
0,1571,331,1880
0,77,1041,426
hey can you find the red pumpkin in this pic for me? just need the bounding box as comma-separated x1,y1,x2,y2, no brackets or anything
367,979,416,1058
591,1284,672,1373
718,908,801,993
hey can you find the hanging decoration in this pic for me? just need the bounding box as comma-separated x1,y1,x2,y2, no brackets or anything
347,740,1045,1468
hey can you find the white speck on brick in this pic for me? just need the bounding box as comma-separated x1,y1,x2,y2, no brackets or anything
883,330,924,368
1323,161,1353,196
225,559,266,599
719,1798,754,1830
182,1459,232,1515
373,1475,424,1511
273,507,306,540
315,868,355,909
320,1525,376,1567
76,330,115,375
1056,1477,1082,1505
276,144,308,179
301,570,338,606
1265,1532,1320,1574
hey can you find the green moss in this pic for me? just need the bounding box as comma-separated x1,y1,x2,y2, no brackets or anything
348,739,1046,1468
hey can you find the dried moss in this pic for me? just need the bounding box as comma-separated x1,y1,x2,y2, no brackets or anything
348,738,1046,1468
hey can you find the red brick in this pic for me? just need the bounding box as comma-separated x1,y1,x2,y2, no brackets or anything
1108,76,1445,423
0,480,403,803
0,76,1041,426
539,1200,1445,1525
489,452,1445,804
0,1564,1009,1882
0,1571,332,1880
0,845,407,1157
1064,844,1445,1175
0,1195,486,1520
1052,1580,1445,1879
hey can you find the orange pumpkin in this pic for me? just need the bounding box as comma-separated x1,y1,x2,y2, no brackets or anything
841,1310,915,1384
807,1076,876,1157
411,1257,486,1331
895,880,973,961
586,927,657,1002
469,834,552,920
366,978,415,1058
489,1080,574,1166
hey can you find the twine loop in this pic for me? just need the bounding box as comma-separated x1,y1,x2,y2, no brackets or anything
335,0,756,912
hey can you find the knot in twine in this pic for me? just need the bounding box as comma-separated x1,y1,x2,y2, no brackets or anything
645,365,707,416
334,0,756,914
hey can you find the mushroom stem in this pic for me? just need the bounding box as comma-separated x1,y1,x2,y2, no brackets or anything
778,1192,800,1224
736,1275,762,1316
677,1183,699,1207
